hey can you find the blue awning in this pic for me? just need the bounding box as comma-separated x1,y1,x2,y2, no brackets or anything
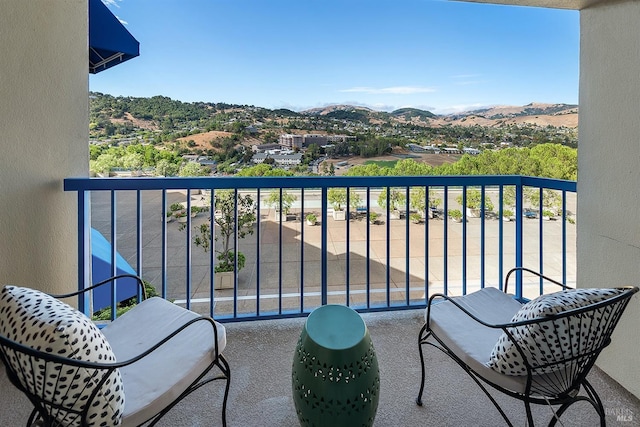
89,0,140,74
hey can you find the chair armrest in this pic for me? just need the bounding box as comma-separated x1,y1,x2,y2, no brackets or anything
504,267,570,294
49,274,147,301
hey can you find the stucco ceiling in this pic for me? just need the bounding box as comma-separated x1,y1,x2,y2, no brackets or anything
457,0,607,10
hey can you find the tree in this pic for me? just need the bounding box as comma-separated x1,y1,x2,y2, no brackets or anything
193,190,256,273
266,190,297,215
154,159,179,177
527,188,562,214
502,186,516,208
410,187,441,214
237,164,293,177
178,161,207,177
456,188,494,212
327,188,361,211
377,188,406,212
91,153,118,175
122,153,144,171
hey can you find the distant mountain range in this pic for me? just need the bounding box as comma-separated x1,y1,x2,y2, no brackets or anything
298,102,578,128
89,92,579,146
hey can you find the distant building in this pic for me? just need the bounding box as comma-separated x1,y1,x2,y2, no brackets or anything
252,143,281,152
441,147,462,154
278,133,339,149
182,155,217,171
326,135,357,143
271,153,303,168
251,153,268,164
303,134,328,147
279,134,304,150
251,152,303,169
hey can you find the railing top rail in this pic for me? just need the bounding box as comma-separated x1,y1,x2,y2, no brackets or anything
64,175,576,192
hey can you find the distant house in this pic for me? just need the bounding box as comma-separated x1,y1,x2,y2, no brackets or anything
271,153,303,168
182,154,200,162
252,143,281,152
251,153,269,164
197,156,217,171
407,143,427,153
326,135,356,143
251,152,302,169
441,147,462,155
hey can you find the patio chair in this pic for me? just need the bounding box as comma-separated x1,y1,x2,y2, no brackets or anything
416,267,638,426
0,274,230,427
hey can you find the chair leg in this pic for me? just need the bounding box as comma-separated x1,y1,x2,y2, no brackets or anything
416,324,429,406
548,382,606,427
583,379,606,427
217,354,231,427
525,400,536,427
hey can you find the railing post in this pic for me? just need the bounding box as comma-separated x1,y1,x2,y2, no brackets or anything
462,185,467,295
443,186,449,295
321,187,328,306
515,181,524,300
186,190,192,311
136,190,143,302
498,186,504,291
110,190,117,320
77,191,91,314
562,190,568,287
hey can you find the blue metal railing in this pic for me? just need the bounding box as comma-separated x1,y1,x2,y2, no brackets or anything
64,175,577,321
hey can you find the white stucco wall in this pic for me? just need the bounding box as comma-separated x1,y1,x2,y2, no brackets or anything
579,1,640,398
0,1,88,295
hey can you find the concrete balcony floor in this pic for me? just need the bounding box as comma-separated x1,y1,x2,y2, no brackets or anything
2,310,638,426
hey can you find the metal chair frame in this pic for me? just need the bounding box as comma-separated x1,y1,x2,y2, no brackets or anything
0,274,231,427
416,267,638,427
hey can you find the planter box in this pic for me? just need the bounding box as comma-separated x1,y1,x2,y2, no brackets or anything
333,210,346,221
274,210,289,222
214,271,234,290
389,210,401,220
466,207,481,218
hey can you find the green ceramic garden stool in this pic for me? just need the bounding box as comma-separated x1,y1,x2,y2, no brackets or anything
292,304,380,427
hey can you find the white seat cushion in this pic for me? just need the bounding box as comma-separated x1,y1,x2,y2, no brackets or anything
427,287,533,393
0,285,125,427
101,297,226,427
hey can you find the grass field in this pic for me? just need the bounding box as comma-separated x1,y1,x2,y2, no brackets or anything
363,159,399,168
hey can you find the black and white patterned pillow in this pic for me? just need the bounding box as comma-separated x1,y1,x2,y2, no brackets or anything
486,288,624,376
0,286,125,426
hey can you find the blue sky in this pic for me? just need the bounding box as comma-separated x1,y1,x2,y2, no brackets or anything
92,0,579,114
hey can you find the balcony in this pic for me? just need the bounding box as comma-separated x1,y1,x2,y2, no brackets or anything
0,172,637,426
0,174,633,426
64,175,577,320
